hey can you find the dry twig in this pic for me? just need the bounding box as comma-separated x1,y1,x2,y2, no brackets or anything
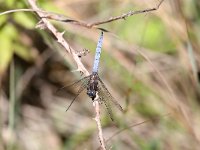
41,0,164,31
27,0,89,75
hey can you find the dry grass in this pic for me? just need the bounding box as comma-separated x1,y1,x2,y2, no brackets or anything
0,0,200,149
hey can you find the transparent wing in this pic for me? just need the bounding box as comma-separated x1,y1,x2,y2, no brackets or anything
66,80,89,111
98,77,124,112
97,76,124,121
98,86,114,121
57,75,90,111
57,75,90,92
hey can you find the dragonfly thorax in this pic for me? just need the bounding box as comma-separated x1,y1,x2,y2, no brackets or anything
87,73,99,100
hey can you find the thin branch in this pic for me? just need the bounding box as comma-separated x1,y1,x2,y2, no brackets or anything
0,8,53,16
0,9,35,16
41,13,109,32
93,100,106,150
41,0,164,30
88,0,165,27
27,0,89,76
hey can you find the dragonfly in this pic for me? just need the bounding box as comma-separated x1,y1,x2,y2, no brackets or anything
61,31,123,121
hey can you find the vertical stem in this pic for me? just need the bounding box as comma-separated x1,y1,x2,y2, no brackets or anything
8,60,15,150
0,74,4,150
93,100,106,150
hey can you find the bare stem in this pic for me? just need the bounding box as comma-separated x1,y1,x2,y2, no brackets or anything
93,100,106,150
88,0,165,27
0,8,47,16
39,0,165,31
27,0,89,76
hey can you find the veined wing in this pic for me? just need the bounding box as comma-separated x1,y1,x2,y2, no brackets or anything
57,75,90,92
56,75,90,111
65,79,89,111
98,85,114,121
98,77,124,112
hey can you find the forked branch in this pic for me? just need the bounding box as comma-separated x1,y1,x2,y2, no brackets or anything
41,0,164,31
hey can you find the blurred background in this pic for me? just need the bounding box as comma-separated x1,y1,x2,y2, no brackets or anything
0,0,200,149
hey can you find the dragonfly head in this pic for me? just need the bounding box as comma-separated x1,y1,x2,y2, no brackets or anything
87,90,96,100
